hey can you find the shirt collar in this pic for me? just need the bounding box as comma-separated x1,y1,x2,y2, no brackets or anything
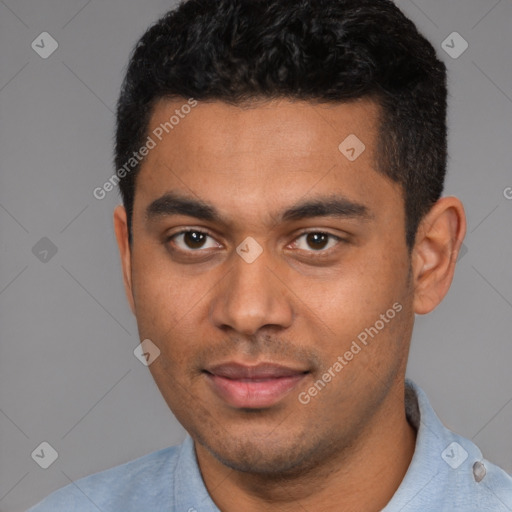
174,436,220,511
382,378,484,510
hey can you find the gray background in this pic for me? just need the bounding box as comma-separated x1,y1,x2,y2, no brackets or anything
0,0,511,510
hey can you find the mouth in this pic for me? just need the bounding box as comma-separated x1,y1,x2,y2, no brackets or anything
203,362,309,409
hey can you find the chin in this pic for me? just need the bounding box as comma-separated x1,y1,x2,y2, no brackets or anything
195,427,327,476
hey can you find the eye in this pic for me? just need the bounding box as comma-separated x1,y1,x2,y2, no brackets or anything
291,231,343,253
168,230,221,252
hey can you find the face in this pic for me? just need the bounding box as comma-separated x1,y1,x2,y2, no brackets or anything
116,98,417,474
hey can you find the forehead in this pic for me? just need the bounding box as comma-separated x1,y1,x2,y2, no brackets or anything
134,97,401,230
147,96,380,158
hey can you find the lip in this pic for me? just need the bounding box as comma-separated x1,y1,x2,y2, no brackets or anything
204,362,309,409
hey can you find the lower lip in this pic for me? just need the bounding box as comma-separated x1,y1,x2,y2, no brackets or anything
205,373,307,409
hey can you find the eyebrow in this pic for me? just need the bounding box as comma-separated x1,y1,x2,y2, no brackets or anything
145,192,372,226
280,196,371,223
146,193,220,223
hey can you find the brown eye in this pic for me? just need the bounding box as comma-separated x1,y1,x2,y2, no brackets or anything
169,230,220,252
293,232,341,252
305,232,329,250
183,231,207,249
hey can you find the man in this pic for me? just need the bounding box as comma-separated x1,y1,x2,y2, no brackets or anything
29,0,512,510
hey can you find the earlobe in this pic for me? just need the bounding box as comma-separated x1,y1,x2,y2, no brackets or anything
113,205,136,315
411,197,466,315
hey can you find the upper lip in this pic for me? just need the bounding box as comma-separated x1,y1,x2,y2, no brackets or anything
205,362,308,380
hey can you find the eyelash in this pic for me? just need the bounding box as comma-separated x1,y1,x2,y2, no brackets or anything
165,229,346,257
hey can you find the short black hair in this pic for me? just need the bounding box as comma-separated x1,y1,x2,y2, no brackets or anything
115,0,447,248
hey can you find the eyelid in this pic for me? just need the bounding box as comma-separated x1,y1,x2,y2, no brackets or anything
167,227,218,239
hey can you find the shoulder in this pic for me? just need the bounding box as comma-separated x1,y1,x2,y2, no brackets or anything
438,434,512,511
394,380,512,511
27,444,182,512
465,450,512,511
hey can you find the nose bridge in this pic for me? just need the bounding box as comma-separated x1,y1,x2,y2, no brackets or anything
210,242,293,335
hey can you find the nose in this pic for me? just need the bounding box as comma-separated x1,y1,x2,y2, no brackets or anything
209,245,294,336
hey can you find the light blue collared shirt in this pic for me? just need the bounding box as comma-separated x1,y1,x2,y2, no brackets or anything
28,379,512,511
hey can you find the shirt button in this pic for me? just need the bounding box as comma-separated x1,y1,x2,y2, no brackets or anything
473,461,486,483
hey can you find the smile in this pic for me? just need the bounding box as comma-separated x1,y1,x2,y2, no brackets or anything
204,362,309,409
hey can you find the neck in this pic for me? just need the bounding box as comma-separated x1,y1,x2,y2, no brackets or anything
195,380,417,512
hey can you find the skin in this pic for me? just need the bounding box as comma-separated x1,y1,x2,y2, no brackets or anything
114,97,466,511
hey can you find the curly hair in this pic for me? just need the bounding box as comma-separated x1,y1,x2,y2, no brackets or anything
115,0,447,248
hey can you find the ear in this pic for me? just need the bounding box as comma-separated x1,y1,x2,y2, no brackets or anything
411,197,466,315
113,205,136,315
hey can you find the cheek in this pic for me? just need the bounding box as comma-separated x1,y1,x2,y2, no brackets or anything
308,244,409,351
131,249,199,338
130,252,220,376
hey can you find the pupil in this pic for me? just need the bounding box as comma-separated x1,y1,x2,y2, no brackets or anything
307,233,328,250
185,231,205,249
